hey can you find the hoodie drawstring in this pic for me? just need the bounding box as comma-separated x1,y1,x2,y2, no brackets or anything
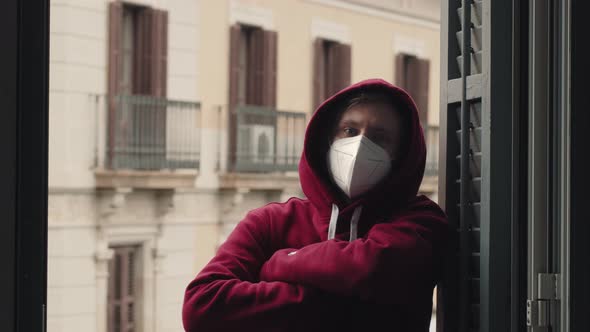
328,204,363,242
327,204,339,240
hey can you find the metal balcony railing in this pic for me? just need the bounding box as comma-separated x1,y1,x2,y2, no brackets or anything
231,105,306,173
425,124,440,176
106,95,201,170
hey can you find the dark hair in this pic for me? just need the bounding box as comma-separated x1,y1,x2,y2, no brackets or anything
344,90,400,111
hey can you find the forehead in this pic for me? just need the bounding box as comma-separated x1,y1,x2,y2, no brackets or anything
337,102,400,125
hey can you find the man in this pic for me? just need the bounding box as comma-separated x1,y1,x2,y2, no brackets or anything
182,78,448,332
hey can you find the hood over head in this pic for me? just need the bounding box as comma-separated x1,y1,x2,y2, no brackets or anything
299,78,426,223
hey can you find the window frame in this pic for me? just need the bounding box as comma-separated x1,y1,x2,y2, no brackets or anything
0,0,50,331
97,225,159,332
107,245,141,332
570,0,590,330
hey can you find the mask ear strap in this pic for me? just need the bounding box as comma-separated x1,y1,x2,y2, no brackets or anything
327,204,339,240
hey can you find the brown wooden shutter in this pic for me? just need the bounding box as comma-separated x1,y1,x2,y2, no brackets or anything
134,8,149,94
405,56,429,124
149,8,168,168
133,7,167,97
262,30,277,108
406,57,420,108
151,9,168,97
248,28,266,106
394,53,407,87
415,58,430,124
256,29,265,106
312,38,324,111
108,2,123,96
336,43,351,91
326,42,337,98
107,1,123,168
324,41,351,98
107,251,117,332
246,28,255,104
228,25,241,169
312,39,351,110
229,25,241,109
130,7,168,168
108,247,137,332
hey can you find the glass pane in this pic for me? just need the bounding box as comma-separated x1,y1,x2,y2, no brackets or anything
47,1,441,332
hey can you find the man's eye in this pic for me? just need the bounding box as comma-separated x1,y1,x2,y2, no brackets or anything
343,127,358,136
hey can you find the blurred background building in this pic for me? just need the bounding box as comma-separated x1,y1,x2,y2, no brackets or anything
47,0,441,331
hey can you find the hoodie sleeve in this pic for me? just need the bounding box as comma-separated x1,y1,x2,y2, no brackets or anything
258,203,448,305
182,211,320,332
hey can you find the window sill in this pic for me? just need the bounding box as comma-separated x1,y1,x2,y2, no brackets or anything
219,171,300,191
94,168,198,189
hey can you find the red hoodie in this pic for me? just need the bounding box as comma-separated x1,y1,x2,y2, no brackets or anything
182,79,449,332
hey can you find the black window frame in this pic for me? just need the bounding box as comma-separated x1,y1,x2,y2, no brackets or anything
0,0,50,331
570,0,590,330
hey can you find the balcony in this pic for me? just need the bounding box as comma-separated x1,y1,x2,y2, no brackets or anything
93,94,201,189
105,95,201,170
228,105,307,173
92,96,437,191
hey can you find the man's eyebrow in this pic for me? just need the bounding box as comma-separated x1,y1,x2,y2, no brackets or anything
339,119,390,133
339,119,360,126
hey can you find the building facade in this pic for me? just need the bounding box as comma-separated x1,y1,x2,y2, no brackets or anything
47,0,441,331
48,1,203,332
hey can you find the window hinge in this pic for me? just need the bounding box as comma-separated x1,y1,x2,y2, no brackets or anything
527,299,550,327
527,273,561,328
538,273,560,300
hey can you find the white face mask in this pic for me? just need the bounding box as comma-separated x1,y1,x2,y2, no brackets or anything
327,135,392,199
